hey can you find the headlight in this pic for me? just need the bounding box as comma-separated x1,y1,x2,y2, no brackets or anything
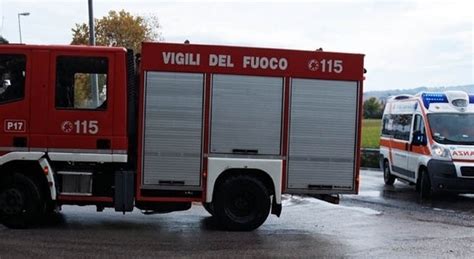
431,144,452,161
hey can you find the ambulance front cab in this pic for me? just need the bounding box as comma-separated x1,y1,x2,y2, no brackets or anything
379,91,474,198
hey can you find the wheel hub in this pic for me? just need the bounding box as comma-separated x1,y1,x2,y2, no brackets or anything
234,197,249,210
0,188,25,215
229,192,255,217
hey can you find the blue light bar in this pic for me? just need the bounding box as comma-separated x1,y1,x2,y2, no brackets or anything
421,93,448,109
470,95,474,104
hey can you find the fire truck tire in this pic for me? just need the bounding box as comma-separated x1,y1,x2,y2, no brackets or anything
383,161,396,186
420,169,432,199
0,173,46,229
202,202,215,216
213,175,271,231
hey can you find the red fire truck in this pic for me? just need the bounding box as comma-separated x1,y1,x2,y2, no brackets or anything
0,42,364,230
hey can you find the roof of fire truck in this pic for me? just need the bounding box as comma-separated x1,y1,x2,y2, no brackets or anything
0,42,366,55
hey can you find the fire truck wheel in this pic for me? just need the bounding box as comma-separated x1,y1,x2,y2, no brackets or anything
420,169,432,199
383,161,396,185
0,173,45,229
202,202,215,216
214,175,271,231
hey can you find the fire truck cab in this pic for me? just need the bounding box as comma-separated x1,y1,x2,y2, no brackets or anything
0,42,364,230
380,91,474,198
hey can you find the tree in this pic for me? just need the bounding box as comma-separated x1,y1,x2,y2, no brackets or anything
0,36,9,44
363,97,383,119
71,10,162,53
70,10,162,106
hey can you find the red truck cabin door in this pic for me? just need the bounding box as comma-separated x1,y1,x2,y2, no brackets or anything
0,49,31,154
46,51,116,157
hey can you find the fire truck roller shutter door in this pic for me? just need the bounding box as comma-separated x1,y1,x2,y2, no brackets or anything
142,72,204,188
287,79,359,192
210,75,283,156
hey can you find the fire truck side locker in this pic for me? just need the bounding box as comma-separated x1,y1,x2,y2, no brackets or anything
287,79,359,193
142,72,204,188
210,74,283,155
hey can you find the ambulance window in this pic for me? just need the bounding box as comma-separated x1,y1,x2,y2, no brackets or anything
381,114,393,136
55,56,108,110
393,114,412,141
0,54,26,104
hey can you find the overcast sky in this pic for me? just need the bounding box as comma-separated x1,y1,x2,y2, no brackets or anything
0,0,472,92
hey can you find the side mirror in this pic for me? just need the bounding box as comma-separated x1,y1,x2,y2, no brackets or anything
412,131,427,146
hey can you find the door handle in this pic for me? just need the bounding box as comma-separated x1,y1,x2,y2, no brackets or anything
232,149,258,155
13,137,27,147
97,139,111,149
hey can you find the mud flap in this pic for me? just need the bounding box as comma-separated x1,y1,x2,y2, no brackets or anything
114,171,135,212
271,197,282,217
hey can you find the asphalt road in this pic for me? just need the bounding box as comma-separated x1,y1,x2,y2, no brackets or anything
1,170,473,258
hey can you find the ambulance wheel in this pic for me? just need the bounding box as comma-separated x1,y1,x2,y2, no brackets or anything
202,202,215,216
383,161,396,185
420,169,432,199
214,175,271,231
0,173,45,229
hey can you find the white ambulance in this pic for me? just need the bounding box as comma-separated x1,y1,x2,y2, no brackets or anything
379,91,474,198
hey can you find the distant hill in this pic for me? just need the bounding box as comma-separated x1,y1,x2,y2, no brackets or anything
364,84,474,102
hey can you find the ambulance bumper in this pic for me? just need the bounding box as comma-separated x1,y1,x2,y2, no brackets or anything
428,160,474,193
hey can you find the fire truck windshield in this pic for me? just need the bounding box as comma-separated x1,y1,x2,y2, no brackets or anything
428,113,474,145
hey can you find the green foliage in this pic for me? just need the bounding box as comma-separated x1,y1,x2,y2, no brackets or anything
362,119,381,148
71,10,162,53
363,97,384,119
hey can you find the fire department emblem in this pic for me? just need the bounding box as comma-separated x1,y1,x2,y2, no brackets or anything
61,121,73,133
308,59,319,71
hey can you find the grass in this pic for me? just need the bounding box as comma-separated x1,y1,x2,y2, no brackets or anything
362,119,381,149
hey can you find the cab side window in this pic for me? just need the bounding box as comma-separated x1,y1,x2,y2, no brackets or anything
55,56,108,110
413,114,425,134
0,54,26,104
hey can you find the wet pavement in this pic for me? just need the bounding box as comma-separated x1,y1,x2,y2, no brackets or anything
1,170,473,258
